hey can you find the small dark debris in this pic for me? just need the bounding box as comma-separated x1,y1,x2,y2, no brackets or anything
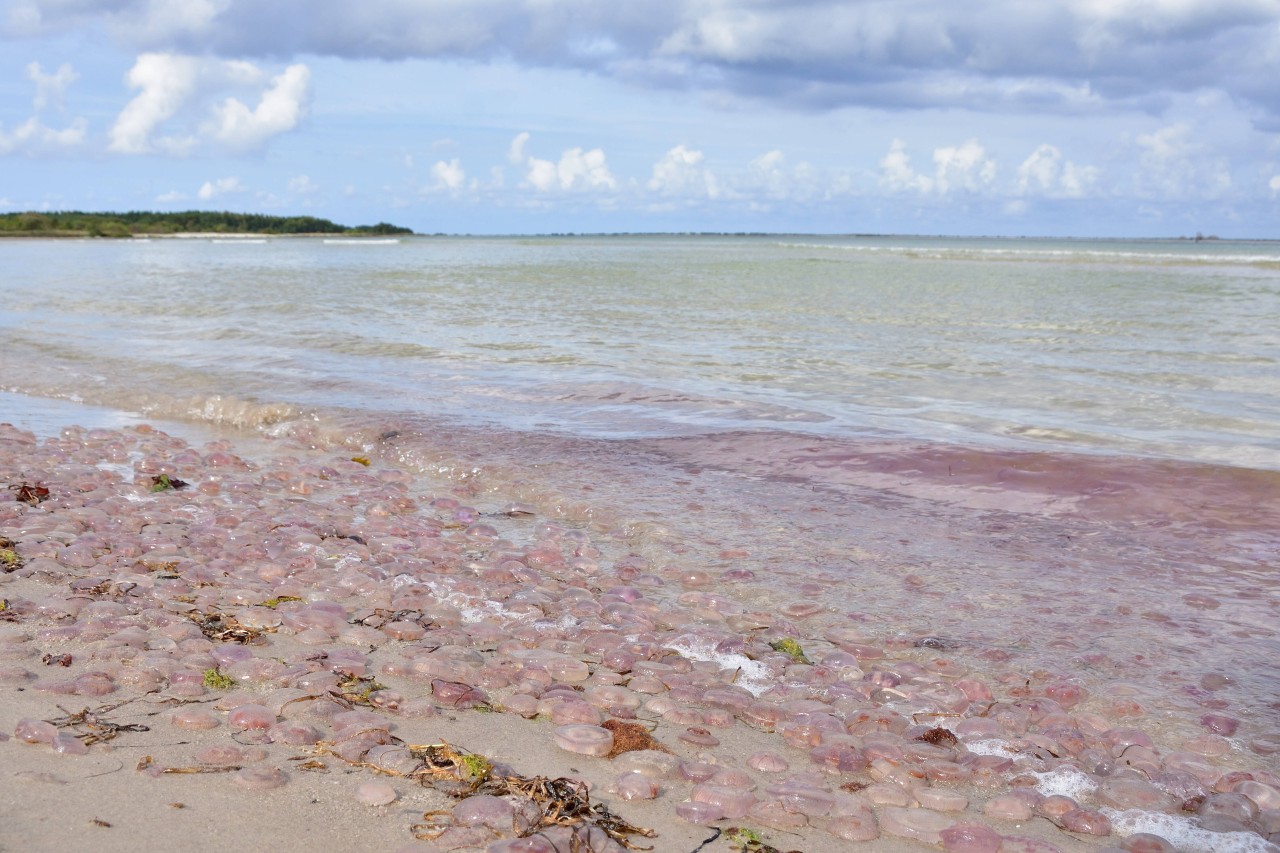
9,482,49,506
917,726,959,747
149,474,189,492
915,636,952,650
42,653,73,667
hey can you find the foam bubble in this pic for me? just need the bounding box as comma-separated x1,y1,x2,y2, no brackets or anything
1031,766,1097,800
1102,808,1279,853
423,581,529,625
664,638,773,697
962,739,1013,756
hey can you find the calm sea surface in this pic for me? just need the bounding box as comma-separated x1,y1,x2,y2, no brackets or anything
2,234,1279,748
4,235,1278,466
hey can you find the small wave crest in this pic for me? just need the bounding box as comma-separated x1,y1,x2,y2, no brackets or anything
322,238,401,245
1102,809,1278,853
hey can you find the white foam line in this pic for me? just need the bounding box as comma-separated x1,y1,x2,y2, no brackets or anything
664,637,774,697
1102,808,1279,853
1031,766,1097,799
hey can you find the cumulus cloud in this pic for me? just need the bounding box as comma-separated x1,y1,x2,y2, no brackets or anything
513,134,616,192
0,61,86,156
880,139,997,196
1017,144,1099,198
210,64,309,151
109,52,309,155
429,158,466,193
1271,174,1280,197
934,140,997,194
10,1,1280,120
1133,124,1231,199
109,53,201,154
27,61,78,111
507,131,530,165
740,149,827,201
197,176,244,200
647,145,719,198
0,116,87,155
879,140,933,194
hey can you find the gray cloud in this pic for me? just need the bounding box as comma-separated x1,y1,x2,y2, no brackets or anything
9,0,1280,119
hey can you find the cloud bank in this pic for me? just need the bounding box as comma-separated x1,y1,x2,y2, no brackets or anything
8,0,1280,122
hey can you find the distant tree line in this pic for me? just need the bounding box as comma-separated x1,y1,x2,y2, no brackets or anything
0,211,413,237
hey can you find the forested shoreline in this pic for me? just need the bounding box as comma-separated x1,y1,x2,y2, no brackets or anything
0,211,413,237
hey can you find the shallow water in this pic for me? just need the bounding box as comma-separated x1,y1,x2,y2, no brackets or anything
1,234,1278,749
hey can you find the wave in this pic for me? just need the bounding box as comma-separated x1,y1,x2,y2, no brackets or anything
322,238,401,245
775,240,1280,267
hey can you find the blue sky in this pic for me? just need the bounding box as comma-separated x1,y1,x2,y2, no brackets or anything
2,0,1279,237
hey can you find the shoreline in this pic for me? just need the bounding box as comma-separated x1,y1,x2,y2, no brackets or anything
1,402,1277,853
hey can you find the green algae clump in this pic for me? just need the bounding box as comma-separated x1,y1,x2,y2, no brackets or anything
769,638,812,665
203,669,235,690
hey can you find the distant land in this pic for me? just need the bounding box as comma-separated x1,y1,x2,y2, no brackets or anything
0,211,414,238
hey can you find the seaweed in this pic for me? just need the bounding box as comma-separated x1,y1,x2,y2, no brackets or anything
202,669,236,690
768,638,813,665
723,827,801,853
149,474,189,492
137,756,241,774
47,701,150,746
351,607,433,630
333,673,390,708
325,739,656,850
600,719,671,758
9,482,49,506
187,609,267,644
917,726,959,747
257,595,303,609
0,536,21,572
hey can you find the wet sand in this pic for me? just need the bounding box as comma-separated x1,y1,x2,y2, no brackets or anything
1,416,1277,853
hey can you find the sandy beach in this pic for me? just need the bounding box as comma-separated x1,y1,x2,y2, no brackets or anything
1,414,1276,853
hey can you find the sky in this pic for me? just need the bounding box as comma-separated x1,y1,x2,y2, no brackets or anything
1,0,1279,237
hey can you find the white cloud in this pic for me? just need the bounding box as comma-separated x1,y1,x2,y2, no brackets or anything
1017,144,1098,198
879,139,934,194
0,61,87,156
1271,174,1280,196
1134,124,1231,199
0,115,87,155
9,0,1280,125
209,63,309,151
109,53,308,155
109,53,201,154
130,0,230,41
27,61,78,112
430,158,466,193
197,176,244,200
288,174,318,194
741,149,824,201
934,139,997,194
880,138,997,196
155,190,187,202
508,131,530,165
647,145,720,198
559,147,616,190
519,140,616,192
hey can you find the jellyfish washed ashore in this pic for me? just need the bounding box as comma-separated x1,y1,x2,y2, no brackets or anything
0,418,1278,853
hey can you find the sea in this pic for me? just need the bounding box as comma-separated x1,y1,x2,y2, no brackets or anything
2,233,1278,755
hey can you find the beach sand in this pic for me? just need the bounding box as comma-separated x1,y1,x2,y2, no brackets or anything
0,416,1272,853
